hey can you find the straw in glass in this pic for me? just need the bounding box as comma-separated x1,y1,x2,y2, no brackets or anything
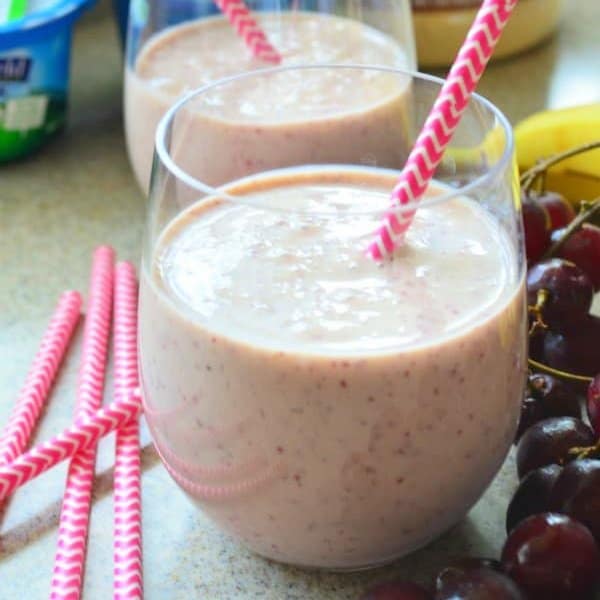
367,0,518,260
0,291,81,466
50,246,115,600
113,262,143,600
214,0,281,63
0,393,142,502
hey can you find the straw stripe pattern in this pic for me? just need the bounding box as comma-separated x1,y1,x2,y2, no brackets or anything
367,0,518,260
214,0,281,63
50,246,115,600
0,394,142,502
113,263,143,600
0,291,81,466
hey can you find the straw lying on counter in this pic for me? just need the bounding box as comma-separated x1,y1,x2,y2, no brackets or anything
50,246,115,600
367,0,519,260
112,262,143,600
0,246,145,597
0,291,81,467
0,393,143,501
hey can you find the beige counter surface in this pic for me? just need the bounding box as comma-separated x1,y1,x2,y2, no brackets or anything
1,2,599,598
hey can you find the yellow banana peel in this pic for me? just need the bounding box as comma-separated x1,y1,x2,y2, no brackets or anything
445,124,507,169
536,171,600,206
515,103,600,203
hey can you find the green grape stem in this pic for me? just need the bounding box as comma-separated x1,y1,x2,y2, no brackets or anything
527,358,593,385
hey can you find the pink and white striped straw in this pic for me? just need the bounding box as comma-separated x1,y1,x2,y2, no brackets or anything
0,291,81,466
214,0,281,63
0,393,142,502
367,0,518,260
113,262,143,600
50,246,115,600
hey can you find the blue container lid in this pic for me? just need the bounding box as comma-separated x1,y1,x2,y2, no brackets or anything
0,0,96,47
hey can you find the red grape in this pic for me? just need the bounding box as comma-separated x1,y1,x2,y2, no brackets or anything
501,513,600,599
515,373,583,439
526,259,593,329
516,417,594,479
521,193,551,264
435,562,525,599
549,459,600,543
361,581,432,600
556,223,600,290
515,396,544,441
528,373,581,418
506,464,562,533
527,326,546,363
587,375,600,437
536,191,575,230
543,315,600,377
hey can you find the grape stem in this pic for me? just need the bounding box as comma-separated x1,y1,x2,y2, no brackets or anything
569,441,600,461
520,140,600,193
528,289,549,335
527,358,593,384
541,197,600,261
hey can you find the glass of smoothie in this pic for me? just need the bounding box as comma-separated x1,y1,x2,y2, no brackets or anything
124,0,416,191
139,65,527,571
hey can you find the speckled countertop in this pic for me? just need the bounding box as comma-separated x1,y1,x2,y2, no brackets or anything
1,2,599,598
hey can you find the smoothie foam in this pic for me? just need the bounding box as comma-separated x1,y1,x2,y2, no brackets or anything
139,167,527,569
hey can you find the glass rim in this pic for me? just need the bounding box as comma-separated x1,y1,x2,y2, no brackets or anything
154,64,515,216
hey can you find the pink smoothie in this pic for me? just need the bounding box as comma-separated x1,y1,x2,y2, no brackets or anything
139,167,527,569
125,12,413,190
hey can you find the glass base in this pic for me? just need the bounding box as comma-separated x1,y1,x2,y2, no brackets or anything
247,531,441,573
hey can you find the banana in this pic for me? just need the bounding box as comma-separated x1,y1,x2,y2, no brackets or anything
515,104,600,203
444,124,509,177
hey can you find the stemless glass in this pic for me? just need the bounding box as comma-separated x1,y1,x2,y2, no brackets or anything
139,65,527,571
124,0,416,191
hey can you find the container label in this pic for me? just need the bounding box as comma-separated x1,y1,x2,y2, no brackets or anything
0,57,32,82
3,95,48,130
0,30,69,161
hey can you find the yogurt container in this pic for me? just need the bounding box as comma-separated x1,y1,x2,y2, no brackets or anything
0,0,95,162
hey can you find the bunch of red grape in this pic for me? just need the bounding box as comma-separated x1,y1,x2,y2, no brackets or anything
524,191,600,376
359,181,600,598
499,372,600,599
